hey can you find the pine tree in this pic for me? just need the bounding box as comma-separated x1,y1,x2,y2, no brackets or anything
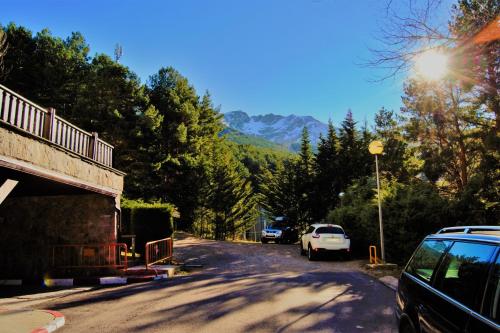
148,67,224,229
72,54,162,199
205,143,257,240
360,119,375,179
259,132,316,230
374,107,410,181
294,127,315,229
448,1,499,218
259,159,300,228
338,110,363,191
312,120,340,221
298,127,314,176
402,79,481,193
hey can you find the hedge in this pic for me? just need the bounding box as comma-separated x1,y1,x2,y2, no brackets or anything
121,199,175,255
327,178,453,264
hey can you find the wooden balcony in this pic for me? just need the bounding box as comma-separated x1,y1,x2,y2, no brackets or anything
0,84,113,168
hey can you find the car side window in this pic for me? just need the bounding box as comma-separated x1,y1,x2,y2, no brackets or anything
306,226,315,234
405,240,451,283
482,252,500,324
434,241,496,311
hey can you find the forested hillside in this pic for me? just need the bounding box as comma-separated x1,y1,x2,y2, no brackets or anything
222,127,289,151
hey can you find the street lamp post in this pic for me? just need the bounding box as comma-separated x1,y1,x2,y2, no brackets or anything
369,140,385,263
338,192,345,207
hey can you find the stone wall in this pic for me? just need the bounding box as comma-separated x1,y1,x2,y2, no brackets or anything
0,126,124,195
0,194,118,279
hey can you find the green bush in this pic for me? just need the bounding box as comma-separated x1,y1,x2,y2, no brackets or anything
121,199,175,254
327,177,453,264
382,181,452,264
327,178,379,257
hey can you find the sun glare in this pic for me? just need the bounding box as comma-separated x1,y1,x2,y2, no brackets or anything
413,49,448,81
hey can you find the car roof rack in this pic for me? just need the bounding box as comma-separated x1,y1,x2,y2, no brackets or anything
436,226,500,234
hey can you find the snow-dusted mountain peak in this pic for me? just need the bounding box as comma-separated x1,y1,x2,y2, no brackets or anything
223,111,327,151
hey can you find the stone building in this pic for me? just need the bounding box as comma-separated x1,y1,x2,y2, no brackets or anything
0,84,125,280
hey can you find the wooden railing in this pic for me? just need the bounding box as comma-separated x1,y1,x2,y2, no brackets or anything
0,84,114,168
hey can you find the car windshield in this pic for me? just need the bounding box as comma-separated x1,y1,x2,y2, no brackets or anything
269,223,286,229
315,226,344,234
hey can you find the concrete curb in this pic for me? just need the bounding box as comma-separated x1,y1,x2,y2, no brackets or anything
378,276,398,291
31,310,65,333
45,275,169,287
1,274,170,287
0,280,22,286
99,277,128,285
1,265,180,287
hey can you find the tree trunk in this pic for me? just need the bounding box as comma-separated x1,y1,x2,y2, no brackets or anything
449,84,468,191
486,46,500,133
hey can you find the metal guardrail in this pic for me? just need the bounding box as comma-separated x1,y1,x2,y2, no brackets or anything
51,243,128,269
369,245,381,264
0,84,114,168
145,237,173,268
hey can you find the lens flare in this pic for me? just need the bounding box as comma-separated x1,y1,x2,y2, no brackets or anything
414,49,448,81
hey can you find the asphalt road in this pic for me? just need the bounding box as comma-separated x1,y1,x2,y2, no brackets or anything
41,234,397,333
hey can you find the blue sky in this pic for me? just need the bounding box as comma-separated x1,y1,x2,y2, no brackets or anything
0,0,450,124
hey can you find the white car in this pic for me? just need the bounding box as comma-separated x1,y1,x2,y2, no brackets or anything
300,224,350,261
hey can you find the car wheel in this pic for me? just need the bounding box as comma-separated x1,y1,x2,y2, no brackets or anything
300,242,306,256
261,238,268,244
307,245,315,261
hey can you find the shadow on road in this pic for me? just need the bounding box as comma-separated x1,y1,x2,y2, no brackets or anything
39,233,396,332
47,269,394,332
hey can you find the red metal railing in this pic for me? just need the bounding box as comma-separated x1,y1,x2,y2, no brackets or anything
145,238,173,268
51,243,128,269
0,84,114,168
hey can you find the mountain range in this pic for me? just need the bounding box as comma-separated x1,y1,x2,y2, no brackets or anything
223,111,328,151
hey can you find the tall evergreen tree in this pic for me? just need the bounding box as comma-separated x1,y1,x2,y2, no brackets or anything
259,128,316,230
70,54,163,198
295,127,315,229
360,119,375,179
374,108,408,180
337,110,371,191
402,79,482,193
260,159,300,228
148,67,225,229
312,120,340,221
298,127,314,176
204,143,257,240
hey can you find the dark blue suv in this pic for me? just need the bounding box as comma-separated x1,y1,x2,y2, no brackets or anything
396,226,500,333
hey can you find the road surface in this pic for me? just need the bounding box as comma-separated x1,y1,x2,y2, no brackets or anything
41,234,397,332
